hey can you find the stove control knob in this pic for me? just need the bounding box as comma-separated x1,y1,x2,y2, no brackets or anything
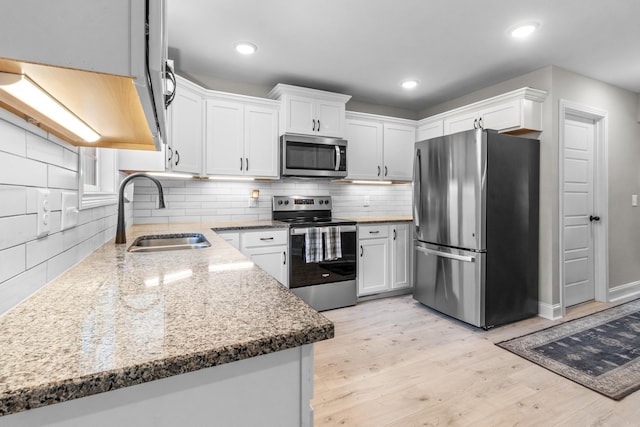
278,200,283,205
284,200,289,205
325,199,330,205
319,200,324,205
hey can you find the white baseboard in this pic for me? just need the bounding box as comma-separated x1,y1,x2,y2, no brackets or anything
608,280,640,303
538,301,562,320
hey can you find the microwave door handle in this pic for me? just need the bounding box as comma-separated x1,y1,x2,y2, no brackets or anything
335,146,341,171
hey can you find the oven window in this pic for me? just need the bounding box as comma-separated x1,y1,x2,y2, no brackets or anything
289,230,357,288
286,143,336,170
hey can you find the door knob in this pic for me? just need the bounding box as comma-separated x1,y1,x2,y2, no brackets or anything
589,215,600,222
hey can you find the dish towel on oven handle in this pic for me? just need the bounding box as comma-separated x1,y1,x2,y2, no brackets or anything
304,227,324,263
324,226,342,260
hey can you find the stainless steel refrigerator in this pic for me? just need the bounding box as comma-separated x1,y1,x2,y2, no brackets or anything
412,129,539,328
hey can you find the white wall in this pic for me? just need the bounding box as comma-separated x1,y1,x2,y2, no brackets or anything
0,111,122,317
131,178,412,224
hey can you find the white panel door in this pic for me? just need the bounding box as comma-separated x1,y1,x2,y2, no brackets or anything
205,99,244,176
443,111,477,135
563,115,595,307
315,99,344,137
358,238,390,296
170,87,203,174
244,104,279,177
417,119,443,141
391,223,411,289
383,123,415,181
285,95,315,135
345,119,383,180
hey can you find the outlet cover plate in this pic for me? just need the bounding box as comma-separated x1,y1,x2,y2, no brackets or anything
36,189,50,238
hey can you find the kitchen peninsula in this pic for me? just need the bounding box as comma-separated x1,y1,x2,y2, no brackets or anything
0,223,333,426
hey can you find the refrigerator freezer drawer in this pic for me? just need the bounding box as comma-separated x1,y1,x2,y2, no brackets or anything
413,243,485,327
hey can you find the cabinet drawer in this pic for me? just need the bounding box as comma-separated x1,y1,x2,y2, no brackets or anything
216,231,240,249
358,225,389,239
241,229,288,248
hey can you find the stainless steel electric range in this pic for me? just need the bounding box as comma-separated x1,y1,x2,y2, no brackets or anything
273,196,357,311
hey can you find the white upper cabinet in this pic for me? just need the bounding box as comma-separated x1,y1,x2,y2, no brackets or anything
269,84,351,138
205,94,279,178
345,112,416,182
428,87,547,137
168,79,204,174
382,122,415,181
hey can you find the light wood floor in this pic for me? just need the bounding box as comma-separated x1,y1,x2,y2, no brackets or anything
312,295,640,426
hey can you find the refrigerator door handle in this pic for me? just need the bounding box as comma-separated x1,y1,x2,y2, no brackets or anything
416,245,475,263
413,148,422,231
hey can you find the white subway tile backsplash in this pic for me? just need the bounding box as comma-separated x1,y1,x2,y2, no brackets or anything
26,133,66,167
0,264,47,316
26,233,64,269
0,186,27,217
0,120,27,156
0,245,26,283
0,151,48,187
47,165,78,189
0,214,37,250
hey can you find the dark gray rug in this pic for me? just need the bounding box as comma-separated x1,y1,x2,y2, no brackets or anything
497,299,640,400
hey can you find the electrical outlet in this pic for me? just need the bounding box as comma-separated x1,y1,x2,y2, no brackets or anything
61,191,79,230
633,194,638,207
363,195,370,207
36,189,50,238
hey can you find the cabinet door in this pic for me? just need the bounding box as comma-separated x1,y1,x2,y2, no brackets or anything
315,99,345,137
417,119,443,142
245,245,288,287
118,143,166,172
244,104,279,177
170,86,203,174
358,238,390,296
383,123,415,181
391,223,412,289
479,99,520,131
443,111,477,136
205,99,244,176
284,95,315,135
345,119,383,180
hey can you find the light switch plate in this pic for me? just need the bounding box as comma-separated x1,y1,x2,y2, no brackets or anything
363,195,370,207
61,191,79,230
36,189,50,238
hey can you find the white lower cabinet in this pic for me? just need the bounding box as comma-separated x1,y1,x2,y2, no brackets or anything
237,229,288,286
358,223,412,297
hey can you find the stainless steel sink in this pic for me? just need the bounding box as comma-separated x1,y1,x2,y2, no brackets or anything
127,233,211,252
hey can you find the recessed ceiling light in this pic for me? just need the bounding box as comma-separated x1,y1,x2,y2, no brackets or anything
401,80,419,90
510,22,539,38
234,41,258,55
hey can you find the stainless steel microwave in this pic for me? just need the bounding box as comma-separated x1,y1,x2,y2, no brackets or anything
280,134,348,178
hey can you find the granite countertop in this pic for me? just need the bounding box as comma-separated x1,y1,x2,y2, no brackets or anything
209,219,289,231
0,223,333,417
345,215,413,224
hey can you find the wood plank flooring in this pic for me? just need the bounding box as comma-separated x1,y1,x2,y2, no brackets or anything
312,295,640,426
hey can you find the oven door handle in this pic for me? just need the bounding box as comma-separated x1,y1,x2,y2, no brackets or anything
290,225,357,235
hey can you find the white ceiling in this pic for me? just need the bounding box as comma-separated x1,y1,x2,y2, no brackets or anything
167,0,640,113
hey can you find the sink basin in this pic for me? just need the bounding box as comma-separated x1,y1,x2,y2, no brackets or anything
127,233,211,252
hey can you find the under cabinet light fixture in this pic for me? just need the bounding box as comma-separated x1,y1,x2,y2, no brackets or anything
351,180,393,185
0,72,100,142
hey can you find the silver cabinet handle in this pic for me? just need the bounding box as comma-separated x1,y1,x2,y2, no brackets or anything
377,166,381,176
393,229,396,240
167,146,173,162
175,150,180,166
369,230,380,234
478,117,484,129
245,158,249,171
360,245,363,257
240,157,243,171
283,251,286,265
384,166,388,176
312,119,316,132
473,118,479,129
416,246,475,263
317,120,320,131
259,237,274,241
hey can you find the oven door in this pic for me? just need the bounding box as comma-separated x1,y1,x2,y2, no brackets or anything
289,225,357,288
